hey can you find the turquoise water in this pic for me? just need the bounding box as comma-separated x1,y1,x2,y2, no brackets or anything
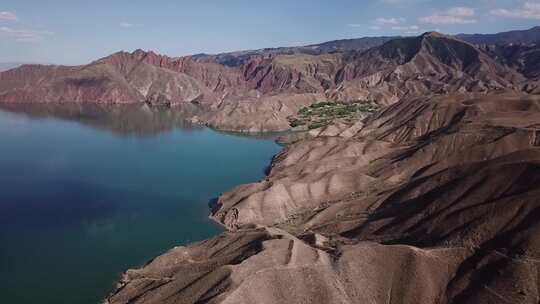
0,108,281,304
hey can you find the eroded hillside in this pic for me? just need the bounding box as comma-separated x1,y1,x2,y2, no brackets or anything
105,92,540,304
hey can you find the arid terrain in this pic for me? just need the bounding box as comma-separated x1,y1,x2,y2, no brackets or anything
105,91,540,304
2,27,540,304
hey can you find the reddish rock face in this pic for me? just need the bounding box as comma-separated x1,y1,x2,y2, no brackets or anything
98,49,249,99
241,53,342,95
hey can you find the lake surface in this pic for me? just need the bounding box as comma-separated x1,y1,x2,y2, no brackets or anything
0,106,282,304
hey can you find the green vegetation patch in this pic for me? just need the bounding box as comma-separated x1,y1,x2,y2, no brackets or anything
289,100,380,130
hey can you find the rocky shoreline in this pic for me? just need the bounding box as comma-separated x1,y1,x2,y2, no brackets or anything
104,92,540,304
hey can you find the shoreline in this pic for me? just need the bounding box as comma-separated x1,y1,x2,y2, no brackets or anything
102,148,282,303
0,101,304,134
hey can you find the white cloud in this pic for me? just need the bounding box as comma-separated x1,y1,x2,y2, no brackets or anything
0,11,17,21
0,26,54,42
369,16,420,33
392,25,420,31
375,17,405,25
420,15,477,24
420,7,477,24
490,2,540,19
350,16,407,31
447,7,475,17
365,15,420,33
347,24,383,30
391,25,422,35
120,22,134,28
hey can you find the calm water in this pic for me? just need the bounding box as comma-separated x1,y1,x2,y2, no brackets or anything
0,107,281,304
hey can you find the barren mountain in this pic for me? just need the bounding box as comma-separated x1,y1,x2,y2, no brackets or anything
457,26,540,46
106,92,540,304
480,43,540,78
330,32,524,103
479,43,540,95
305,26,540,53
193,36,398,67
0,58,215,106
193,26,540,65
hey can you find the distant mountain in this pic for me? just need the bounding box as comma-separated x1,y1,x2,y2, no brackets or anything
457,26,540,45
193,26,540,69
305,36,398,52
296,26,540,53
307,26,540,52
195,36,399,67
479,43,540,79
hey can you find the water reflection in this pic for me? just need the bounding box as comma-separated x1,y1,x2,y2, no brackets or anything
0,102,203,136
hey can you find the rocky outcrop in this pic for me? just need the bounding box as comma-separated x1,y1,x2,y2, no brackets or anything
241,53,342,94
105,227,469,304
106,93,540,304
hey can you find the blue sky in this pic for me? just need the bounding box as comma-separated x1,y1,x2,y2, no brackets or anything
0,0,538,65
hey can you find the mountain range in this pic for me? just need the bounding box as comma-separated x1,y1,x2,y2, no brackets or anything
0,28,540,132
1,26,540,132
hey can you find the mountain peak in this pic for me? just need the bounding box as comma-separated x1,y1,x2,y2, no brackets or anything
132,48,148,55
421,31,448,39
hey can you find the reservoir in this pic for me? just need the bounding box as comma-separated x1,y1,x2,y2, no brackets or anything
0,105,281,304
